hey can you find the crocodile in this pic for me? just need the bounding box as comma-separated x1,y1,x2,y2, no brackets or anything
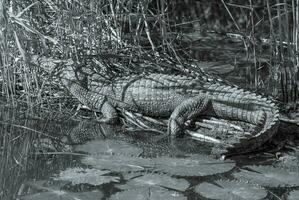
32,56,280,156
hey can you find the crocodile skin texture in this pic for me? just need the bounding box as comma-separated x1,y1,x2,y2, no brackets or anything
65,71,279,154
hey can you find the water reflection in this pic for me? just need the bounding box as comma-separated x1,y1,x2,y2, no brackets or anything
0,103,81,200
0,105,34,200
0,103,298,200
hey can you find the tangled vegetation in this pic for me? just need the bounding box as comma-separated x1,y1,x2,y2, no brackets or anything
0,1,299,199
0,0,298,106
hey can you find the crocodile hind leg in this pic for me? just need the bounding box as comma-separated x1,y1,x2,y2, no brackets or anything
168,94,211,136
95,101,118,124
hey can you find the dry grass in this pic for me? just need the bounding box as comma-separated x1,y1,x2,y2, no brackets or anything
0,0,298,107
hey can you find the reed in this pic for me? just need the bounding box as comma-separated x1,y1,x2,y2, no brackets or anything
1,0,299,139
1,0,298,107
221,0,298,104
1,1,299,197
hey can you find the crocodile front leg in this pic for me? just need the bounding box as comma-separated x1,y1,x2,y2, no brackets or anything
96,101,118,124
168,93,211,136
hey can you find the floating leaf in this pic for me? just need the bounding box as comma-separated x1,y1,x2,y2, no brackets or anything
122,172,144,180
21,180,103,200
233,165,299,187
82,155,154,172
117,173,189,192
110,187,186,200
151,154,235,176
274,154,299,171
195,180,267,200
287,190,299,200
54,167,119,186
76,139,143,157
20,190,104,200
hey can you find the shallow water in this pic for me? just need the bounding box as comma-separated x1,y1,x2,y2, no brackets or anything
0,104,299,200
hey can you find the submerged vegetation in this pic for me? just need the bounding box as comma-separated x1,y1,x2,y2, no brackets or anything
0,0,299,199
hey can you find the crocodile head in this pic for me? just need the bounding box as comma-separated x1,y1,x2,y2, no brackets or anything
31,55,88,88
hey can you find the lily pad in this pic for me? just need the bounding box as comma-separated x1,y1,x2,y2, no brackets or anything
151,154,235,176
233,165,299,187
54,167,119,186
75,139,143,157
109,187,186,200
117,173,189,192
21,180,103,200
195,180,267,200
287,190,299,200
82,155,154,172
274,154,299,171
20,190,104,200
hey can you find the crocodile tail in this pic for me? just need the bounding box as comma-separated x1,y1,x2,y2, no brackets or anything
226,96,280,155
204,82,280,156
